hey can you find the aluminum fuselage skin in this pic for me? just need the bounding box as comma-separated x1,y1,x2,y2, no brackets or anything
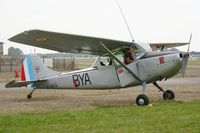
34,52,183,90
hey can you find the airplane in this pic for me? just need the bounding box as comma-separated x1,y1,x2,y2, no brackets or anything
5,29,192,106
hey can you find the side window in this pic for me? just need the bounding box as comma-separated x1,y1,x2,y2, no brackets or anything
106,44,147,66
114,54,124,66
123,48,136,65
100,56,112,66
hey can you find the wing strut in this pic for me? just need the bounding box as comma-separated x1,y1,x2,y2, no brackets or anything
100,42,142,82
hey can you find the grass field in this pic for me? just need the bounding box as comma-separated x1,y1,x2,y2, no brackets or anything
0,101,200,133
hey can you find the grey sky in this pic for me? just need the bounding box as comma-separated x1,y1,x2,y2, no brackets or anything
0,0,199,54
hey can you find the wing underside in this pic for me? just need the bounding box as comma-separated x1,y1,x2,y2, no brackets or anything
9,30,135,55
149,42,189,51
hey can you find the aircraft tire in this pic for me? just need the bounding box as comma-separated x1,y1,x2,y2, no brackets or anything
27,94,32,99
163,90,175,100
136,94,149,106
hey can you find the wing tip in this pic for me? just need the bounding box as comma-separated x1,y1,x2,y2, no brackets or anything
9,29,41,41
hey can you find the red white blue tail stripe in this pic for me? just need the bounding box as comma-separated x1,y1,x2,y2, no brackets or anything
21,55,36,81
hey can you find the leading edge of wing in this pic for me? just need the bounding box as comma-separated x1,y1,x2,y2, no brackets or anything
9,30,134,55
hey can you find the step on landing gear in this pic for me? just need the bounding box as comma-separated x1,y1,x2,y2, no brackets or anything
153,82,175,100
136,82,149,106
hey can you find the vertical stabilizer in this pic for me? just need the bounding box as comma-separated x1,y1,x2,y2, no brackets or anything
21,54,59,81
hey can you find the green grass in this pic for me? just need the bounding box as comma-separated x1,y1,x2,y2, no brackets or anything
0,101,200,133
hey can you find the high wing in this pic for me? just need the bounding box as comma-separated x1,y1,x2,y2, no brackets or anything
149,42,189,51
9,30,138,55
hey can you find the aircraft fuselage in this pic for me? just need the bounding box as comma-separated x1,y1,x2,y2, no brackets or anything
34,52,183,90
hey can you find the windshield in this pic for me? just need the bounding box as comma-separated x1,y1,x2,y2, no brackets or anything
132,43,147,59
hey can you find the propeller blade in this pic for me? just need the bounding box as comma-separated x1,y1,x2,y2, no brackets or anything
187,34,192,53
182,34,192,78
181,54,189,77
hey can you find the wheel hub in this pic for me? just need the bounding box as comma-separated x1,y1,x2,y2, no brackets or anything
165,93,171,99
166,93,171,99
138,98,145,105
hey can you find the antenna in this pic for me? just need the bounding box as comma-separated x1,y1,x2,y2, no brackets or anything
116,0,134,42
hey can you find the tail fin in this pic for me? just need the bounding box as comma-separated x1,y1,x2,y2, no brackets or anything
21,54,59,81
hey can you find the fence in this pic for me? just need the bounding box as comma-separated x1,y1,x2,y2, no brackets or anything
0,56,96,72
0,56,23,72
52,58,95,71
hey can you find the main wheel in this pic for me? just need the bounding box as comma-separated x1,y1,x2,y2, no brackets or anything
136,94,149,106
163,90,175,100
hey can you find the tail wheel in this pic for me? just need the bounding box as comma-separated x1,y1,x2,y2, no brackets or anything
136,94,149,106
163,90,175,100
27,94,32,99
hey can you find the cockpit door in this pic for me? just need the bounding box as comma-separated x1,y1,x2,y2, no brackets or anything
115,61,139,87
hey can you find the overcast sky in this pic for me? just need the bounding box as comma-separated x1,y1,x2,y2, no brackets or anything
0,0,199,54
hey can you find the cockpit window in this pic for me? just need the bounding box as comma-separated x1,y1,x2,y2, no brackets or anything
100,43,147,66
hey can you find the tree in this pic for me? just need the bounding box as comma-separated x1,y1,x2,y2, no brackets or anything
8,47,23,58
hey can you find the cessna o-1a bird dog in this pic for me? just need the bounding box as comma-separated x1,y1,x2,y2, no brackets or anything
6,30,192,106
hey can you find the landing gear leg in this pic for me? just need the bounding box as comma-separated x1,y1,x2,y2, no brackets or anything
136,82,149,106
27,87,36,99
153,81,175,100
153,81,165,93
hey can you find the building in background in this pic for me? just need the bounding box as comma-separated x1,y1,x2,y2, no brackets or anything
0,42,3,56
190,51,200,60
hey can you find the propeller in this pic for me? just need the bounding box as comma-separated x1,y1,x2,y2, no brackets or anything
181,34,192,77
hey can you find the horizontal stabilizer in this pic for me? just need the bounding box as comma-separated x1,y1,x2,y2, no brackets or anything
5,54,59,88
5,79,47,88
5,80,31,88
